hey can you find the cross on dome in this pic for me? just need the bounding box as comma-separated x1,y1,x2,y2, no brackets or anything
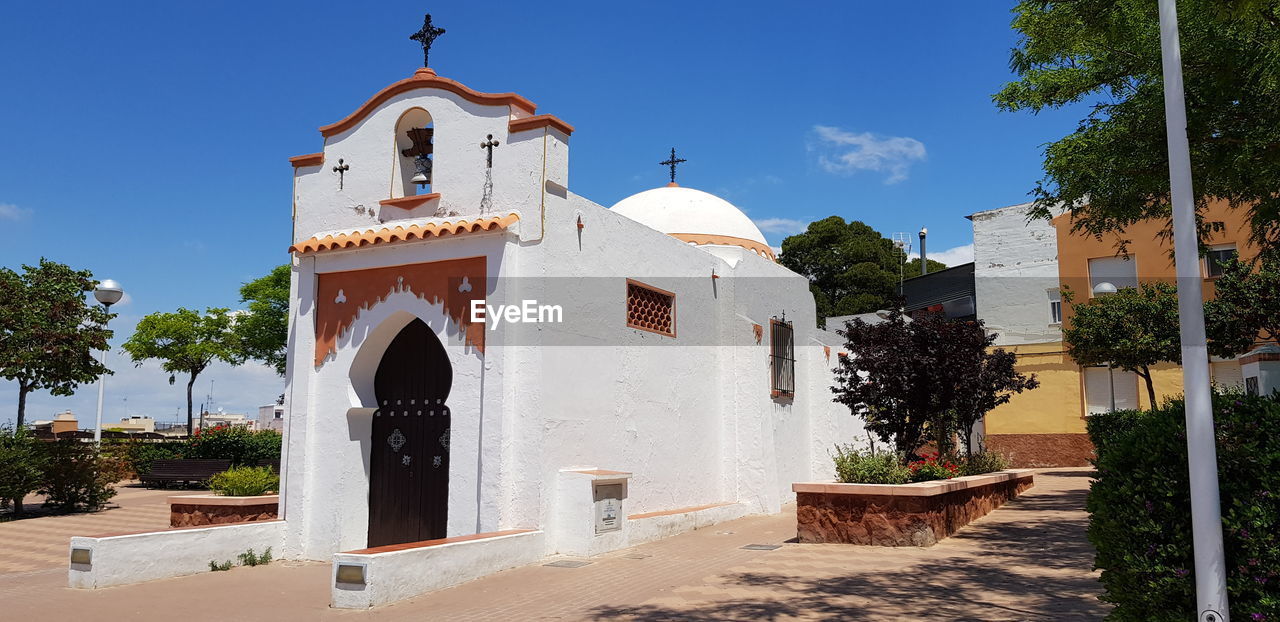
409,14,446,68
659,148,686,186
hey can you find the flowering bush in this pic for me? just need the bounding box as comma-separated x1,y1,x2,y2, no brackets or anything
906,452,960,483
1087,394,1279,620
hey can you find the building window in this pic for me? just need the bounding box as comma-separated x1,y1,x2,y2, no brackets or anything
1084,365,1140,414
770,318,795,398
1246,376,1260,397
1088,256,1139,295
1048,289,1062,324
1205,244,1238,278
626,280,675,337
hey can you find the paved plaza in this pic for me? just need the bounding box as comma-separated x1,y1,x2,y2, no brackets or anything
0,469,1105,620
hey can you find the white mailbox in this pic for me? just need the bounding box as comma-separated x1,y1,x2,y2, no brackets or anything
593,482,624,534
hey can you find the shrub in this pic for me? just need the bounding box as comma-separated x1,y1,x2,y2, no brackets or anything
1087,395,1280,620
906,452,960,482
238,547,272,567
185,426,280,467
39,439,128,513
209,466,279,497
832,445,910,484
958,450,1010,476
127,441,185,475
100,440,186,478
0,425,45,515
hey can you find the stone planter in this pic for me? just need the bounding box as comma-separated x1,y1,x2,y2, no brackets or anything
168,494,279,528
793,469,1034,546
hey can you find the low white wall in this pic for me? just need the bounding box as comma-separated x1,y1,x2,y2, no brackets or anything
331,530,545,609
68,521,286,589
627,502,749,546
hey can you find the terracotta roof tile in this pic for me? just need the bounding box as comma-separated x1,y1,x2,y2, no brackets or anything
289,213,520,254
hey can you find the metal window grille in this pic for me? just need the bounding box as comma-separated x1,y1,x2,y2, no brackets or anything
770,319,795,397
626,281,675,336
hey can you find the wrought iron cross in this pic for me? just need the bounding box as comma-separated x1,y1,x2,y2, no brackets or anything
660,148,686,184
333,158,350,190
409,14,446,68
481,134,500,168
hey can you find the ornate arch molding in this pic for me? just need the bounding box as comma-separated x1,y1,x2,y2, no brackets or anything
314,256,487,367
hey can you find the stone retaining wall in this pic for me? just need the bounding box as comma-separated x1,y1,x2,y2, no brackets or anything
793,470,1034,546
169,495,279,528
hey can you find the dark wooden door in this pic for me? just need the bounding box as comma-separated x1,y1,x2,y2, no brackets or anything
368,319,452,548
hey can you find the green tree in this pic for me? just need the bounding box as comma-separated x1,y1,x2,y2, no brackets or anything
1205,254,1280,357
781,217,940,322
902,257,949,278
1062,282,1182,407
235,265,290,376
0,424,45,515
122,308,243,435
833,309,1035,461
0,259,113,428
995,0,1280,247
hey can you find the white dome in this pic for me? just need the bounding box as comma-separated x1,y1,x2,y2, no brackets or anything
609,185,775,260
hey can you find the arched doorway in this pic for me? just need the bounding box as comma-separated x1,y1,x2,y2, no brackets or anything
368,318,451,547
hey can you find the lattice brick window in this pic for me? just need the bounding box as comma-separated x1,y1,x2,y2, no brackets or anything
626,280,675,337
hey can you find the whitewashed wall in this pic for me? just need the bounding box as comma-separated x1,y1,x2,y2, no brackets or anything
280,75,863,562
970,203,1061,345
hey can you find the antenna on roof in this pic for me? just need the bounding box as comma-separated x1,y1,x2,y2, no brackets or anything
892,232,913,294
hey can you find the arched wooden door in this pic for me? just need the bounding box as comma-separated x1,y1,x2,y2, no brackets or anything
368,318,452,547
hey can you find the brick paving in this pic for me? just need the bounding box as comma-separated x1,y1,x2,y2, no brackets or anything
0,484,173,573
0,469,1106,621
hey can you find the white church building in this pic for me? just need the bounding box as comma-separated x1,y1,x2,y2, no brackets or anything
69,55,862,608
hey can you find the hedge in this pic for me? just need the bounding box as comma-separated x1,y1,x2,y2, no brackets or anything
1086,394,1279,620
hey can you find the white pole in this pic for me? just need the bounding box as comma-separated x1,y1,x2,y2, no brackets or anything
1157,1,1230,620
93,344,107,444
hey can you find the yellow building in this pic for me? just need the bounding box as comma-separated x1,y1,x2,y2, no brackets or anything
971,200,1258,467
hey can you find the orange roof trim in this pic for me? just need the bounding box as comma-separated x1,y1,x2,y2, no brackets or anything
669,233,777,261
289,213,520,254
509,114,575,136
319,68,537,138
289,152,324,168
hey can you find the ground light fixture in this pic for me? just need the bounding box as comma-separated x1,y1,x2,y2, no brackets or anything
93,279,124,444
1091,281,1118,297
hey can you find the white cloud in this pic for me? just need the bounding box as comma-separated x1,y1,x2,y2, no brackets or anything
0,203,32,221
753,218,808,235
908,243,974,267
811,126,927,184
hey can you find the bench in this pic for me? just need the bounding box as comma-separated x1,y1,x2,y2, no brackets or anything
140,459,232,488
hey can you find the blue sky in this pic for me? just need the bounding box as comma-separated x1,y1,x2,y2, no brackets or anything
0,2,1088,427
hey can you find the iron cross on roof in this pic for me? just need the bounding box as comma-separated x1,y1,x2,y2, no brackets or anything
660,148,686,184
409,14,446,68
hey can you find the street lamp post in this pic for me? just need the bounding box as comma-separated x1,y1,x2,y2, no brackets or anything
92,280,124,444
1157,0,1230,618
